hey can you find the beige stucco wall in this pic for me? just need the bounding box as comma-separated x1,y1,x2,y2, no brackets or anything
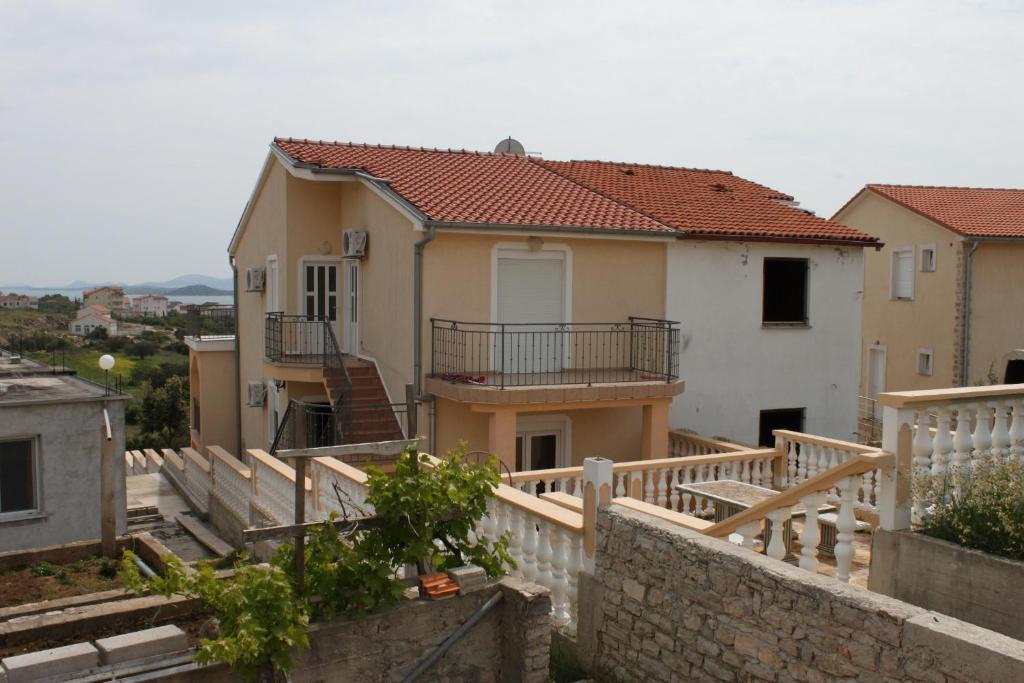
433,398,645,466
233,160,289,451
190,349,238,454
835,191,962,393
966,242,1024,384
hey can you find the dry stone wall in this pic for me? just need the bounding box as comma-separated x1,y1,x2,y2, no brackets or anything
579,504,1024,683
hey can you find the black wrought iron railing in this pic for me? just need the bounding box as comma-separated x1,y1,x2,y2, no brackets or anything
430,317,680,388
186,305,236,339
270,399,341,454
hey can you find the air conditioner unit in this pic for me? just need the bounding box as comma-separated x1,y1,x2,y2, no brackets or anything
245,267,266,292
246,381,267,407
343,230,368,259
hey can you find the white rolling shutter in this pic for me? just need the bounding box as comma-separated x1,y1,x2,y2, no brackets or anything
495,256,566,374
892,251,914,299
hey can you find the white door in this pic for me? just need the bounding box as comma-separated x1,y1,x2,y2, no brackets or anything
344,261,359,355
867,347,886,418
301,261,338,355
495,257,565,374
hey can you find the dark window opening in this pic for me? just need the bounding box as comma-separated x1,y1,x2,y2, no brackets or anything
758,408,805,448
763,258,809,324
0,439,35,513
1006,360,1024,384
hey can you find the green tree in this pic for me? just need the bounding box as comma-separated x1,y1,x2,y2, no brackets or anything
85,326,109,341
38,293,76,315
140,375,189,445
126,339,157,359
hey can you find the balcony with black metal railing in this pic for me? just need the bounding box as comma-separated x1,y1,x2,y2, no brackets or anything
426,317,685,406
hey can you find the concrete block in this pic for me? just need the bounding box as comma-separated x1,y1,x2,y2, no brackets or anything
2,642,99,682
95,625,190,664
448,565,487,592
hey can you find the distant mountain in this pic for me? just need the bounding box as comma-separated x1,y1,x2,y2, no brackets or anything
0,273,234,292
165,284,233,296
135,274,234,290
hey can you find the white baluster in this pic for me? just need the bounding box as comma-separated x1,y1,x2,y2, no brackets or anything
1010,400,1024,463
973,403,993,460
834,477,858,584
798,493,824,573
614,473,625,498
797,443,808,483
681,467,693,514
656,469,669,508
573,477,584,498
507,507,524,575
765,509,791,561
521,512,538,583
805,444,818,479
549,526,570,627
644,470,655,504
787,439,798,486
751,458,762,487
952,405,974,478
912,410,933,524
991,402,1011,460
859,470,873,511
669,469,681,511
932,408,953,477
535,520,553,590
740,458,751,484
567,532,583,627
737,521,761,551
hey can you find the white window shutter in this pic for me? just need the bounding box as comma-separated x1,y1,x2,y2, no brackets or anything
893,251,914,299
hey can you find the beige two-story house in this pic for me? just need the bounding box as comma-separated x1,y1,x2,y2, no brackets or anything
833,185,1024,405
189,138,877,470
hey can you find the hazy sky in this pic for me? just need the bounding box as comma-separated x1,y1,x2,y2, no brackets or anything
2,1,1023,285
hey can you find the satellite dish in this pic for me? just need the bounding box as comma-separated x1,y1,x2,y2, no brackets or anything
494,137,526,156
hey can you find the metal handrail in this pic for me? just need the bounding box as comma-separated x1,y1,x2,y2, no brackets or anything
430,317,681,388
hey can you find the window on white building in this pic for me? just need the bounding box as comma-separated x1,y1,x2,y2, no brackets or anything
917,349,933,376
762,258,809,325
0,438,38,515
891,249,914,300
920,246,936,272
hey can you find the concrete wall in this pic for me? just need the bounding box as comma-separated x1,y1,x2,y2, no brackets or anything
666,241,863,444
153,578,551,683
0,399,126,551
870,529,1024,641
967,241,1024,384
834,191,963,392
578,504,1024,683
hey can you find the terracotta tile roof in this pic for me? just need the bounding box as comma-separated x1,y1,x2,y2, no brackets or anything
274,139,669,233
273,138,878,244
863,185,1024,239
538,160,877,244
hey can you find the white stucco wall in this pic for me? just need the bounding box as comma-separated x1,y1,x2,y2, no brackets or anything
0,398,127,551
666,241,864,444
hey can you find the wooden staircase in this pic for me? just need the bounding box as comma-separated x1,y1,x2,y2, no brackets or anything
322,357,404,444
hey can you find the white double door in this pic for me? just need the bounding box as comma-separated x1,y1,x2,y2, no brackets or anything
299,260,359,356
495,255,566,375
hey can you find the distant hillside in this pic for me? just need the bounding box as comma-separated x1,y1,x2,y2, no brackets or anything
165,284,233,296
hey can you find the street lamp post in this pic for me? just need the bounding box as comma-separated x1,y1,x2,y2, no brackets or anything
99,354,115,395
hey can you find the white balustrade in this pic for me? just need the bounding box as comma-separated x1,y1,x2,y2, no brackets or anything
211,451,251,524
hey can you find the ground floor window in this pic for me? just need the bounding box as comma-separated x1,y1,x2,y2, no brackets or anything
758,408,805,447
0,437,37,514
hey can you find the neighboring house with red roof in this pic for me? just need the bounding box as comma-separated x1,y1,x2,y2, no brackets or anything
0,293,38,309
130,294,169,317
833,185,1024,407
189,137,878,459
82,286,125,316
70,305,118,336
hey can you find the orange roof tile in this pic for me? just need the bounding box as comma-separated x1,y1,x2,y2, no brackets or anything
273,138,878,245
274,139,669,233
539,160,877,244
862,185,1024,239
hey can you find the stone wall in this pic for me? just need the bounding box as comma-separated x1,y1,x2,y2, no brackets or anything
870,528,1024,641
578,504,1024,683
155,577,550,683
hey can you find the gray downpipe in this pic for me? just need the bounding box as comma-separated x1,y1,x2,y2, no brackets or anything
401,590,503,683
413,225,437,450
961,241,980,385
231,257,243,454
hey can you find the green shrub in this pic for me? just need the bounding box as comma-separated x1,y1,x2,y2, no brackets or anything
916,457,1024,561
